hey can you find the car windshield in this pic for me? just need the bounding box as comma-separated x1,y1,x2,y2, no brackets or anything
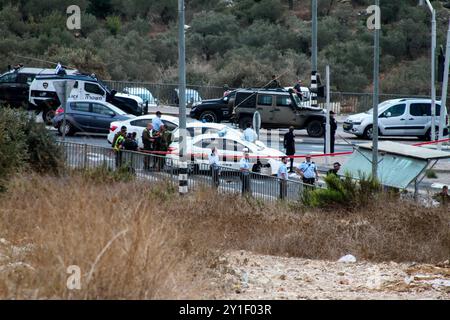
365,100,393,114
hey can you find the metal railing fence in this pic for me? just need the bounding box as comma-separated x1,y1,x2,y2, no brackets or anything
59,141,307,203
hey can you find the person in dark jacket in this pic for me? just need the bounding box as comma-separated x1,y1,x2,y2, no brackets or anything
267,75,282,89
323,111,338,154
142,123,155,170
284,126,296,173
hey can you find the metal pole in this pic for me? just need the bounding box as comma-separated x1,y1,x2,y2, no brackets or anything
423,0,437,142
311,0,318,107
372,0,380,178
439,19,450,150
325,65,331,165
62,81,67,142
178,0,188,194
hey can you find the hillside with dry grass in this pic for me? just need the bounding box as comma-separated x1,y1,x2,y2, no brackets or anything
0,173,449,299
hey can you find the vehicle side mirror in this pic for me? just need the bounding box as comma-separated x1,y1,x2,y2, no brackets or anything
385,112,392,118
111,90,117,96
108,111,116,117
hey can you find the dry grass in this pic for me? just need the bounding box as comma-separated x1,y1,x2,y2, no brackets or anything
0,174,449,299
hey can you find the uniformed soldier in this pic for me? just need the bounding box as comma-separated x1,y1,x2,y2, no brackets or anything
142,123,155,170
295,154,318,187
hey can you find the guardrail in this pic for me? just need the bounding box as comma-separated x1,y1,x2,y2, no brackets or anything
59,141,307,203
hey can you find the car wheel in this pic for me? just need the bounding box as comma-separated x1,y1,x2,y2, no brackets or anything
42,108,56,125
58,121,74,136
199,111,218,123
239,116,252,130
306,120,324,137
425,128,439,141
363,125,374,140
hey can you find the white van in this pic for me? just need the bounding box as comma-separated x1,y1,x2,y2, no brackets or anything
344,98,449,140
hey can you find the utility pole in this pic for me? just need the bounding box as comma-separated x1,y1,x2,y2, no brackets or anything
325,65,331,165
439,19,450,150
372,0,380,179
311,0,318,107
421,0,437,142
178,0,188,194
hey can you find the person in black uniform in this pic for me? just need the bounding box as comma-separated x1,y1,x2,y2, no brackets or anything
284,126,296,173
324,111,338,154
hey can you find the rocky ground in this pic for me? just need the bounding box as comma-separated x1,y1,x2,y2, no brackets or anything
216,251,450,300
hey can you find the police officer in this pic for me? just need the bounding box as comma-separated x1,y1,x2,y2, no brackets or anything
208,147,220,188
277,156,289,199
239,148,252,195
113,126,127,168
324,111,338,154
295,154,318,187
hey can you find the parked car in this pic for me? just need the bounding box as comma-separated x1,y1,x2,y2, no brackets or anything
172,88,202,107
52,100,134,136
123,87,158,109
343,98,449,140
108,115,245,149
167,133,286,176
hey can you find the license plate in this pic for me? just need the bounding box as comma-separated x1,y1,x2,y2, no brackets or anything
343,123,352,130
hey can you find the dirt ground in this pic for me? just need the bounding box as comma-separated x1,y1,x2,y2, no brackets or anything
216,251,450,300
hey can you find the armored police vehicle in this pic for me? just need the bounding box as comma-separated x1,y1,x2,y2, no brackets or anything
29,73,146,123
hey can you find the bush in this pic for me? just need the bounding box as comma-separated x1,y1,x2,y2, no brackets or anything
0,109,28,191
0,108,63,190
302,173,381,208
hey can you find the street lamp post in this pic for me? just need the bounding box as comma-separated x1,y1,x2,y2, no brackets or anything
372,0,380,179
311,0,318,107
178,0,188,194
421,0,437,142
439,19,450,150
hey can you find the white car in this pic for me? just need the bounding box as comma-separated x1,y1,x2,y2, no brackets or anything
123,87,158,108
107,114,179,147
167,133,285,176
107,115,246,148
344,98,449,140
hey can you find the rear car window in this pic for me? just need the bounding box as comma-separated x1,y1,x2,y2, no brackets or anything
130,119,152,127
257,94,273,106
410,103,441,116
71,102,90,113
276,95,292,107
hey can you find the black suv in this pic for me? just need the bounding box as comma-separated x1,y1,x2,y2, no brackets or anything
189,90,235,122
0,66,58,108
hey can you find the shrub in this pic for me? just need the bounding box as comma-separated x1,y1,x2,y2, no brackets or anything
0,108,63,190
105,15,121,35
0,108,28,191
302,173,381,208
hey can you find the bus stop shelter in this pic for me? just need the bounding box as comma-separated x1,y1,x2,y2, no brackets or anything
340,141,450,195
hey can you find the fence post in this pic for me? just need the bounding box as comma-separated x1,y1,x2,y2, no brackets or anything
83,144,88,169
